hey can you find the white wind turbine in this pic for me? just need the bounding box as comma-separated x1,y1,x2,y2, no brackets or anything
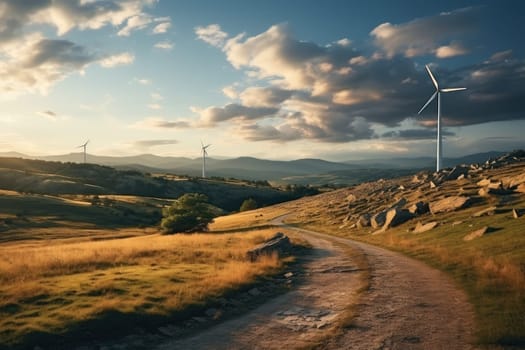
418,64,466,172
77,140,89,164
201,141,211,178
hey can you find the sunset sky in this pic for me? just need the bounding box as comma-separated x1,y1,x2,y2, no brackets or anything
1,0,524,161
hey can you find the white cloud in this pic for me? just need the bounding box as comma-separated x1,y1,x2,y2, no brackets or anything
435,42,468,58
0,0,155,97
99,52,135,68
151,92,163,101
222,85,238,99
117,14,152,36
223,24,324,89
135,78,151,85
370,7,478,58
152,21,171,34
0,33,97,96
30,0,156,36
195,24,228,47
148,103,162,110
154,40,174,50
336,38,351,47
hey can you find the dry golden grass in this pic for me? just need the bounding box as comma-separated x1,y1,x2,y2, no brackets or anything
210,205,289,231
0,228,289,346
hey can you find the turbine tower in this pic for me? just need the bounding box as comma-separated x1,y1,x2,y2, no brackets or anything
418,65,466,172
77,140,89,164
201,141,211,178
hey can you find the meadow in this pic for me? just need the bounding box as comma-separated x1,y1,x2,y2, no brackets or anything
0,191,302,348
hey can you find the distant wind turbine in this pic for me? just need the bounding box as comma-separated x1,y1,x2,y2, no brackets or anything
77,140,89,164
201,141,211,178
418,65,466,172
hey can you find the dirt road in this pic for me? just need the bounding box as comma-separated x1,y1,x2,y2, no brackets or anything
155,224,477,350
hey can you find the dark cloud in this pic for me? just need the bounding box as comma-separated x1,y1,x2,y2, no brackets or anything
382,129,455,140
23,39,96,68
195,18,525,144
133,139,178,148
200,103,278,124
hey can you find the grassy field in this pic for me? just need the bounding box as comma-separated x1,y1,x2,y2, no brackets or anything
0,227,300,348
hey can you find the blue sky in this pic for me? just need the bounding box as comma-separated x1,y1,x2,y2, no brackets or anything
1,0,524,161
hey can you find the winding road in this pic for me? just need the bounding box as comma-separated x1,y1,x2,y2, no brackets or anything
155,220,477,350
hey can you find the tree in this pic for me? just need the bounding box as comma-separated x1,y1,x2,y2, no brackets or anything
160,193,215,234
240,198,258,212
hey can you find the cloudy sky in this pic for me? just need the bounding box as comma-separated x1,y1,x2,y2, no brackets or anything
1,0,524,161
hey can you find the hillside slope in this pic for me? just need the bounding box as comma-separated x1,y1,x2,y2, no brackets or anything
0,157,305,212
273,150,525,346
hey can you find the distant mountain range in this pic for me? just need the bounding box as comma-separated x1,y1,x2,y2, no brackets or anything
0,150,510,185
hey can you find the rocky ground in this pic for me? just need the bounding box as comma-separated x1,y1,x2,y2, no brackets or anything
286,150,525,239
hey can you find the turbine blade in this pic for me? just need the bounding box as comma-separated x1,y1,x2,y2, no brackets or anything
440,87,467,92
204,144,211,149
418,91,438,115
425,65,439,90
200,140,204,148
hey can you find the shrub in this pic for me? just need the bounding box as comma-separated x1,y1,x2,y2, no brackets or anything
240,198,258,212
160,193,215,234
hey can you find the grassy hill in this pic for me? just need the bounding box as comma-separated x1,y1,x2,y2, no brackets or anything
208,150,525,347
273,150,525,347
0,157,309,213
3,150,519,184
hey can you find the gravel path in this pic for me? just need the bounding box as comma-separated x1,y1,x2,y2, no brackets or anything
156,224,477,350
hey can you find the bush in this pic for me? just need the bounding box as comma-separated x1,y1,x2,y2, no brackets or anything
160,193,215,234
240,198,258,212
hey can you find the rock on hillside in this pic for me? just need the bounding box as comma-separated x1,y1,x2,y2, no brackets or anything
280,150,525,236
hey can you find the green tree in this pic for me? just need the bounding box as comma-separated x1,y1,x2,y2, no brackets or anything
160,193,215,234
240,198,258,212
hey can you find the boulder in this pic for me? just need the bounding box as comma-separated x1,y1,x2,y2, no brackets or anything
429,196,471,214
429,181,437,189
513,209,522,219
476,178,491,187
463,226,489,241
445,166,469,181
478,187,512,196
356,214,371,228
472,206,497,217
487,181,503,190
383,208,414,229
391,198,407,209
246,232,292,262
413,221,438,233
371,211,387,229
408,201,429,215
346,193,357,202
502,172,525,188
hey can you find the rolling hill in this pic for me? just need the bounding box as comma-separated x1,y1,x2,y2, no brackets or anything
0,150,517,185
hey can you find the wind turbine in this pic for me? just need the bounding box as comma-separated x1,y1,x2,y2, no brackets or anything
77,140,89,164
418,64,466,172
201,141,211,178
